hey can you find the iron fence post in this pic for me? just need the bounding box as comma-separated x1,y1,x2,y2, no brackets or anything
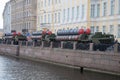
33,41,35,47
50,42,53,48
73,42,77,50
61,42,64,49
42,41,44,48
114,43,118,53
89,43,94,51
26,41,28,47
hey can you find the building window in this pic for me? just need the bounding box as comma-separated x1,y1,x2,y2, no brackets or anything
41,1,43,7
93,4,95,17
102,26,106,33
28,0,30,4
119,0,120,14
44,15,46,23
27,23,28,29
67,8,69,21
97,4,100,17
44,0,46,7
103,2,107,16
41,16,43,23
90,26,94,33
82,5,84,18
25,0,30,5
48,0,50,6
111,0,115,15
59,0,61,3
55,0,57,4
96,26,99,32
72,7,74,19
118,25,120,38
76,6,79,19
38,16,40,24
51,0,52,5
29,22,31,29
91,4,95,18
110,25,114,34
48,14,50,23
55,13,57,23
52,0,54,4
58,12,60,23
63,9,65,21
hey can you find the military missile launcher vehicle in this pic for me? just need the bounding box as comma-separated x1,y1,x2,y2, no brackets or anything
31,30,56,42
56,28,114,44
3,32,27,44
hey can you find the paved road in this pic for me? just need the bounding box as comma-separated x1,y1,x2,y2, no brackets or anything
0,55,120,80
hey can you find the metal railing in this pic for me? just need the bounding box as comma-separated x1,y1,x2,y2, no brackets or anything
52,41,61,48
93,43,114,51
21,41,26,46
43,41,50,47
27,41,34,46
63,42,73,49
34,41,42,47
76,43,89,50
118,43,120,53
0,40,120,53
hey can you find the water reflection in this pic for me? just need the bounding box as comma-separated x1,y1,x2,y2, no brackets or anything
0,55,120,80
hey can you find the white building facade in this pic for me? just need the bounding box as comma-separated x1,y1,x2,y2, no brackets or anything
90,0,120,41
37,0,89,33
3,1,11,33
37,0,120,41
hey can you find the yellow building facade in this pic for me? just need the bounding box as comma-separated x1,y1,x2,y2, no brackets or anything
37,0,89,31
37,0,120,42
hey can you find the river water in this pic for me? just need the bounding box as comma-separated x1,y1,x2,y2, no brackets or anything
0,55,120,80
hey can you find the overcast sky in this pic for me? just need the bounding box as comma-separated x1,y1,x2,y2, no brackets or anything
0,0,10,29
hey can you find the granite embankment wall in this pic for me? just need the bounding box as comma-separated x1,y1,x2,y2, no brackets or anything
0,44,120,74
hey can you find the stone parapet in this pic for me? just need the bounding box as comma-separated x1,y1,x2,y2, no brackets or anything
0,44,120,74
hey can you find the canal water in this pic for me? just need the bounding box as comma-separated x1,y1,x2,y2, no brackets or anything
0,55,120,80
